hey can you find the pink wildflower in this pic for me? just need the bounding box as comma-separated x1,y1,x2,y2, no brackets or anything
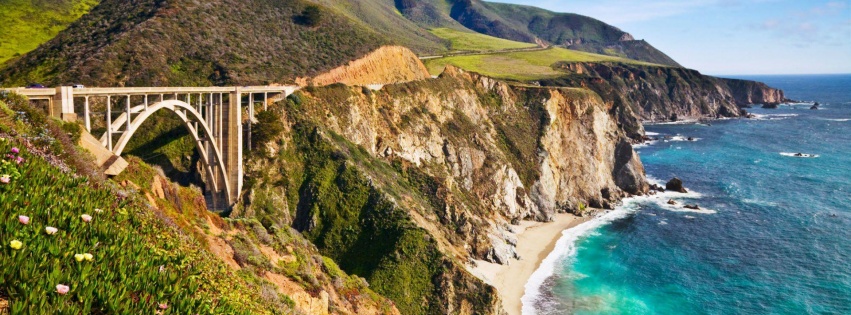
15,156,23,164
18,215,29,225
56,284,70,295
10,147,19,154
158,303,168,309
81,214,92,222
0,175,9,184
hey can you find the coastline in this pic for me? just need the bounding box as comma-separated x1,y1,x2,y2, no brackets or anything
467,213,591,315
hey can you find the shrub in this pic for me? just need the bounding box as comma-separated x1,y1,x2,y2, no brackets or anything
296,5,323,27
250,110,284,150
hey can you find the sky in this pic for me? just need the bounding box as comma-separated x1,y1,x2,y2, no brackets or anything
489,0,851,75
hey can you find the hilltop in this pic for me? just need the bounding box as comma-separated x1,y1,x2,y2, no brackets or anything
395,0,680,66
0,0,681,86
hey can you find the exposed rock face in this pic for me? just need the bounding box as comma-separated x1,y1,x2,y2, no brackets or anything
309,46,431,86
246,64,648,314
288,65,648,261
613,139,649,195
545,63,786,139
724,78,786,106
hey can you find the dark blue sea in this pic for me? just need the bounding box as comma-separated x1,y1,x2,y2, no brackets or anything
524,74,851,314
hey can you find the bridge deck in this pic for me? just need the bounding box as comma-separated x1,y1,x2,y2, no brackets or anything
2,86,299,97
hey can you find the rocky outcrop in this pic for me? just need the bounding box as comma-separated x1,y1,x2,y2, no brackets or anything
613,139,649,194
544,62,785,139
723,78,786,106
666,177,687,193
309,46,431,86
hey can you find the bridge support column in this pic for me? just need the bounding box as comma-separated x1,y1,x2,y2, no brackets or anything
52,87,77,122
223,88,243,205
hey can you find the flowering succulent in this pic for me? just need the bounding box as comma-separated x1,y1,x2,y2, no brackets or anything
0,175,9,184
9,240,22,250
74,254,85,262
159,303,168,310
81,214,92,222
10,147,19,154
56,284,70,295
18,215,29,225
45,226,58,235
15,156,23,164
83,253,93,261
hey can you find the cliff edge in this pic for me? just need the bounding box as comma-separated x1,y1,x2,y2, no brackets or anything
308,46,431,86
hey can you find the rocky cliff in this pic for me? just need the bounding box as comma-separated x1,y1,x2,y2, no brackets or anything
238,64,647,314
723,78,787,106
308,46,431,86
543,62,786,138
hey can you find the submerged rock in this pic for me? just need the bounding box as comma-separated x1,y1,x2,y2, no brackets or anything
665,177,688,193
684,204,700,210
667,199,677,205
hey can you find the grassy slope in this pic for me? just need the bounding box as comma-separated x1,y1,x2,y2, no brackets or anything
429,27,536,51
0,0,389,87
310,0,449,54
0,0,99,65
0,94,267,314
424,47,664,81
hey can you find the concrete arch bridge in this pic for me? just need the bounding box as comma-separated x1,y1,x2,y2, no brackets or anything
4,86,299,208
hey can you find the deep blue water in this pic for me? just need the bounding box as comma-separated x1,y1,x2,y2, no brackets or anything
526,74,851,314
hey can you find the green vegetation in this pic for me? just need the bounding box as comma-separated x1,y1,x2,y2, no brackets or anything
297,5,323,27
0,95,270,314
251,110,285,151
429,27,536,52
1,0,389,87
425,47,664,81
236,94,498,314
278,120,444,314
395,0,681,66
0,0,99,65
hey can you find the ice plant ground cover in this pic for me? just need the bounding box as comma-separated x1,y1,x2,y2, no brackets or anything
0,94,270,313
0,140,258,313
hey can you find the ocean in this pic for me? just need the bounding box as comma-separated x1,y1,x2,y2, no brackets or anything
523,74,851,314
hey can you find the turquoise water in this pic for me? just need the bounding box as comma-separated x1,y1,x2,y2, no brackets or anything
525,75,851,314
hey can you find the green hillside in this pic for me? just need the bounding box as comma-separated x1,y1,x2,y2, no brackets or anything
424,47,665,81
396,0,681,67
0,0,389,87
0,0,683,87
0,93,264,314
429,27,537,51
0,0,99,65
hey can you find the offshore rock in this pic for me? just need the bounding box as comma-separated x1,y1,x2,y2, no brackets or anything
666,177,688,193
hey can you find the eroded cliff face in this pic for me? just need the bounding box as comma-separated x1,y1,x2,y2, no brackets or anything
240,65,647,314
723,78,786,106
545,63,786,138
307,46,431,86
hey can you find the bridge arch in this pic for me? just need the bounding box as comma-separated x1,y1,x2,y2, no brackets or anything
105,99,232,205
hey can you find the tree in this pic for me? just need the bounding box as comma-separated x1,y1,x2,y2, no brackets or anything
297,5,323,27
251,110,284,149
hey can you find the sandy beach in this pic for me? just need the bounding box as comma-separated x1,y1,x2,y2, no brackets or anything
468,213,591,315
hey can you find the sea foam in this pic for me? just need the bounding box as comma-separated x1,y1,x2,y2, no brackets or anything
779,152,819,158
521,178,713,314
